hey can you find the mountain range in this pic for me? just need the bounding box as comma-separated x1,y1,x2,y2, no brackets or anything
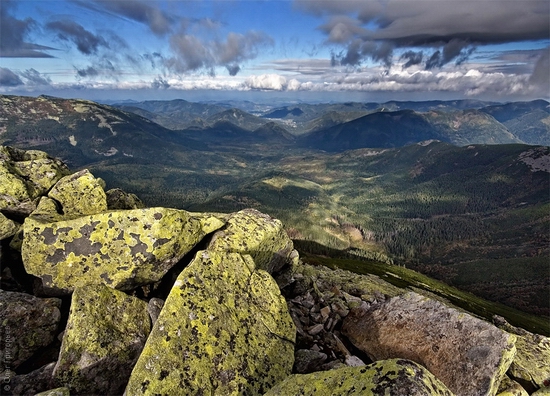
0,94,548,318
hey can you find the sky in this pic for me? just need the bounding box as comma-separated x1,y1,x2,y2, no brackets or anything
0,0,549,103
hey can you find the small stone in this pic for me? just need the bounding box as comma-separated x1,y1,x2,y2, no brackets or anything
308,323,324,336
293,349,328,374
345,355,366,367
320,305,331,321
146,297,164,325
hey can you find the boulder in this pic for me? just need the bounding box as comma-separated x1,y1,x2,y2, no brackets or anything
494,316,550,392
342,292,517,396
3,362,56,396
265,358,454,395
0,212,18,240
105,188,145,210
35,388,71,396
0,290,61,369
208,208,294,274
48,169,107,216
125,249,295,395
497,375,529,396
21,207,219,294
52,285,151,395
0,146,69,216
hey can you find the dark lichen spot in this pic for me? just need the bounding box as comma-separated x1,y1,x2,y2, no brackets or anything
154,212,163,220
159,370,169,381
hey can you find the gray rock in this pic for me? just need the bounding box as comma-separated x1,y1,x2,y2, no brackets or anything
0,291,61,369
294,349,328,373
342,292,517,396
6,362,55,396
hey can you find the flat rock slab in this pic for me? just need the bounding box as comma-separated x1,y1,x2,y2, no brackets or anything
53,285,151,395
342,292,517,396
0,290,61,369
126,249,296,395
265,358,454,395
22,207,218,294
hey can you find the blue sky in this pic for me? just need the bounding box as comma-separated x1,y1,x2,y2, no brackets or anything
0,0,548,103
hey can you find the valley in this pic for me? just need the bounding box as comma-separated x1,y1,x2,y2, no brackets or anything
1,94,549,317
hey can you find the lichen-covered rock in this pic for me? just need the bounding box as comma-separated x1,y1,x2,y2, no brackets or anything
105,188,145,210
342,292,517,396
0,146,69,216
21,207,217,294
208,208,294,274
494,317,550,392
497,375,529,396
34,387,71,396
265,358,454,395
125,249,296,395
32,196,62,218
0,212,18,240
48,169,107,216
0,290,61,369
52,285,151,395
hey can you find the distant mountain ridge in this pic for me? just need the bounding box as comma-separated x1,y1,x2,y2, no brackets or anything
111,96,550,147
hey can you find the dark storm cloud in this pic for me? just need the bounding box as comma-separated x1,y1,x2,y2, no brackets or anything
167,31,273,74
76,66,100,78
0,67,24,86
151,77,170,89
20,68,51,85
331,39,393,68
296,0,550,69
73,0,174,36
46,20,109,55
529,47,550,89
226,64,241,76
0,0,55,58
400,51,423,69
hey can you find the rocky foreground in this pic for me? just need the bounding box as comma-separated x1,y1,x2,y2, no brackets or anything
0,145,548,396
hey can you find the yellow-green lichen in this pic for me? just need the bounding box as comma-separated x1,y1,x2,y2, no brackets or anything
497,375,529,396
21,207,207,294
0,212,19,240
208,209,294,274
125,250,295,396
48,169,107,216
265,358,455,395
34,387,71,396
507,330,550,390
53,285,150,395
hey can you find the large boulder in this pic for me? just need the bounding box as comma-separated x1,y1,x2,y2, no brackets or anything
0,290,61,370
47,169,107,216
342,292,517,396
21,207,222,294
208,208,294,274
125,249,296,395
52,285,151,395
265,358,454,395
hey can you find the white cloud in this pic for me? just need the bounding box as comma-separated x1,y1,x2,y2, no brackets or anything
242,74,288,90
